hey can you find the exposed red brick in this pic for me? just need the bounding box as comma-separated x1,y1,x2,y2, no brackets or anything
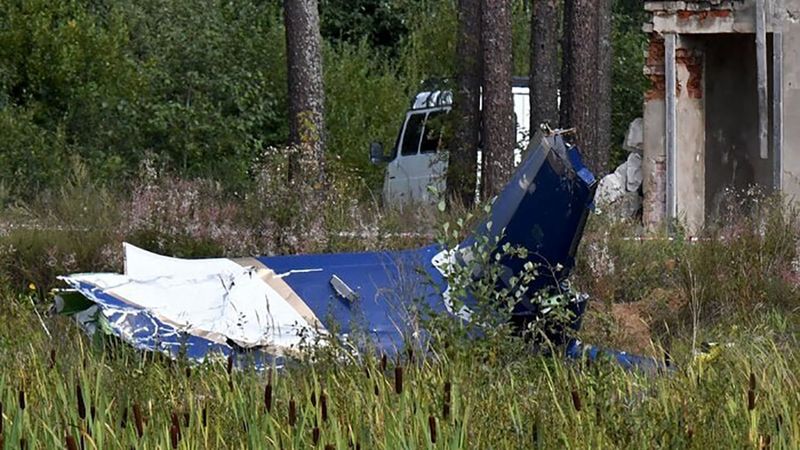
645,74,666,100
646,37,665,66
684,61,703,99
674,9,731,22
645,35,665,101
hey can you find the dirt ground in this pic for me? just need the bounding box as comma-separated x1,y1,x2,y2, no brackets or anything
581,287,686,356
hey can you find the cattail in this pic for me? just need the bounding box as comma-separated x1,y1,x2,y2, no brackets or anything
170,425,179,449
288,398,297,427
443,381,451,419
49,349,56,370
65,435,79,450
749,372,757,391
380,354,387,372
185,366,192,379
310,390,317,407
394,366,403,394
570,390,581,412
171,411,181,441
76,384,86,420
312,427,320,445
748,388,756,411
183,412,190,427
320,392,328,423
407,347,414,363
202,405,208,428
428,415,437,443
265,384,273,413
374,383,379,396
133,402,144,438
18,389,25,411
227,354,234,375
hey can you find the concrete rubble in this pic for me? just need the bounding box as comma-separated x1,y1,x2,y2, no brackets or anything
595,118,644,220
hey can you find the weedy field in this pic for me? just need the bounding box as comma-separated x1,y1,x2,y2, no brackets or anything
0,181,798,449
0,301,797,449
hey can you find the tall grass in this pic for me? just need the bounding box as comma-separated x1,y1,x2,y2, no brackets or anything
0,289,797,449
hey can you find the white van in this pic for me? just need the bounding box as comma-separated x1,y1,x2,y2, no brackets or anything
370,78,532,206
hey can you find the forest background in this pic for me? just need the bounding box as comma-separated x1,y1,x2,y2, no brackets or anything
0,0,646,204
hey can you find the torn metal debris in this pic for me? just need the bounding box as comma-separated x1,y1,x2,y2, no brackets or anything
58,132,657,369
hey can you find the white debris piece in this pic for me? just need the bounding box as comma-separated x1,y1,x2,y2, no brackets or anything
626,152,643,192
623,117,644,154
596,161,628,206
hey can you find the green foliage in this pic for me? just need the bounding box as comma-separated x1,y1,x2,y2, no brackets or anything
324,41,409,191
0,0,289,201
118,0,289,186
0,108,69,202
0,0,651,199
610,5,649,166
511,0,532,77
320,0,410,54
398,0,458,84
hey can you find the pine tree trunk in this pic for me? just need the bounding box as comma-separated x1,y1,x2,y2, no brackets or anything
530,0,560,132
558,0,574,129
595,0,613,174
561,0,608,175
447,0,483,206
480,0,514,199
284,0,326,182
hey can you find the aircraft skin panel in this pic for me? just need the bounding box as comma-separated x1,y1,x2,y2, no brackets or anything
257,244,449,353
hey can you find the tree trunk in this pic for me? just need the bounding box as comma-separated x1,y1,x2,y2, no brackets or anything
480,0,514,199
561,0,608,175
595,0,613,174
284,0,326,182
447,0,483,206
558,0,574,129
530,0,560,132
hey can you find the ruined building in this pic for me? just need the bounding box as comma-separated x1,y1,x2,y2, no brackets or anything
642,0,799,230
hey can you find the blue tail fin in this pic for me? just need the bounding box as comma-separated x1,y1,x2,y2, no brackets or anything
463,133,597,319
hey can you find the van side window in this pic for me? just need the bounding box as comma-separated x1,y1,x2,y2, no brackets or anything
401,113,425,156
420,111,447,154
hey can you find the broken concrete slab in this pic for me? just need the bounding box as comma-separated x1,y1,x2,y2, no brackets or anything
626,152,643,192
624,118,644,153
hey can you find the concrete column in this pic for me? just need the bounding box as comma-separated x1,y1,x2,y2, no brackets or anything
642,34,707,232
674,37,705,232
643,35,667,228
781,0,800,200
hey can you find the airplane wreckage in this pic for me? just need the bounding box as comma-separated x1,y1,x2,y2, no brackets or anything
57,132,661,370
